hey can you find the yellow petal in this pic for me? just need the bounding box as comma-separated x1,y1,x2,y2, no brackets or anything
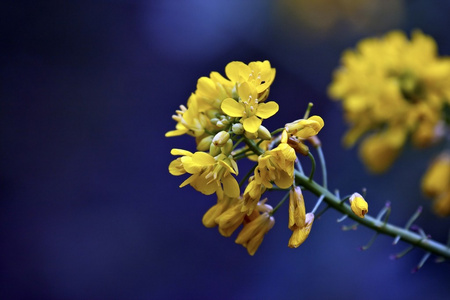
221,98,244,117
222,175,240,198
288,213,314,248
191,152,216,166
243,115,262,133
225,61,249,82
274,170,293,189
256,101,279,119
170,149,193,156
168,159,185,176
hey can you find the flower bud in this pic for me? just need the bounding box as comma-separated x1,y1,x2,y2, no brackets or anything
213,131,230,147
232,123,244,135
209,143,221,156
222,139,233,156
257,125,271,140
196,135,213,151
244,130,258,140
206,109,220,119
349,193,368,218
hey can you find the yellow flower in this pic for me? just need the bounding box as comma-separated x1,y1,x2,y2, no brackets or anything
358,128,405,174
202,193,235,228
165,94,213,138
235,211,275,255
225,60,276,98
287,186,314,248
421,152,450,198
241,177,267,215
421,151,450,217
254,130,296,189
221,82,279,133
288,213,314,248
349,193,368,218
288,186,306,230
329,30,450,172
433,191,450,217
285,115,324,139
213,197,247,237
169,149,240,198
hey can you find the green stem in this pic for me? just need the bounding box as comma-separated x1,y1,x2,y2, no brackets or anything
270,191,290,216
239,164,257,187
307,152,316,181
244,138,265,155
295,170,450,259
270,128,285,136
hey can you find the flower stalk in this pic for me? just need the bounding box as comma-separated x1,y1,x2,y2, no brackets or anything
295,170,450,259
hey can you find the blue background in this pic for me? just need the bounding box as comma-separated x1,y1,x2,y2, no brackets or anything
2,1,450,299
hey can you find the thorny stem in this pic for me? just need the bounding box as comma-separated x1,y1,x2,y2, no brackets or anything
295,170,450,259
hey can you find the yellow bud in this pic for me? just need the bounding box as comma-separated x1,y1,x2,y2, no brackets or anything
349,193,368,218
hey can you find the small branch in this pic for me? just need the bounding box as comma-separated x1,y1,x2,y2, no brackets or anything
295,170,450,259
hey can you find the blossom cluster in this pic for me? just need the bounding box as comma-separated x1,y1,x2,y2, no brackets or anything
329,30,450,174
166,61,365,255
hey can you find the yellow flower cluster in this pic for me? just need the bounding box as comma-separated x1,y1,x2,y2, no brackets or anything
167,61,330,255
329,30,450,173
421,152,450,217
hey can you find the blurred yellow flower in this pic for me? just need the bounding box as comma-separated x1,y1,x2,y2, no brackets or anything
422,152,450,217
329,30,450,172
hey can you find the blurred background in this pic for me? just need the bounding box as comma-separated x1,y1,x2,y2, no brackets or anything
1,0,450,299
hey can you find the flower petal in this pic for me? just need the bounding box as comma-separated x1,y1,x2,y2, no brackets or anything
256,101,279,119
222,175,240,198
170,148,193,156
191,152,216,166
221,98,244,117
225,61,250,82
243,115,262,133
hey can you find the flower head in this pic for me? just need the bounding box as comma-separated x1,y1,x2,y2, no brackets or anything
329,30,450,172
349,193,368,218
285,115,324,139
254,130,296,189
169,149,240,198
288,213,314,248
221,82,279,133
235,211,275,255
